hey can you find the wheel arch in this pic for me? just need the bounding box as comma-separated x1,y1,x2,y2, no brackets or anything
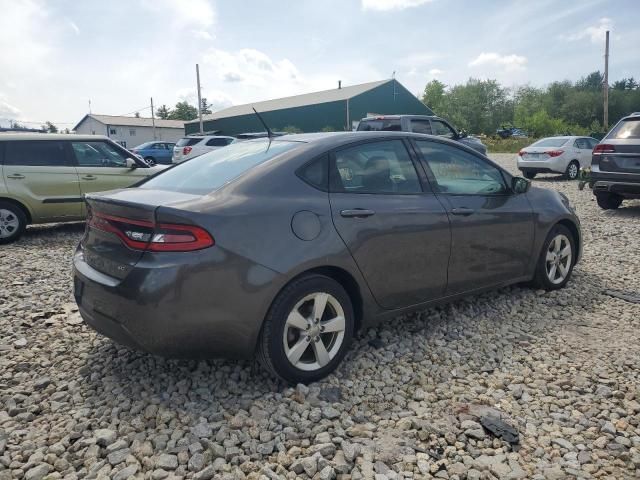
556,218,581,263
0,197,32,224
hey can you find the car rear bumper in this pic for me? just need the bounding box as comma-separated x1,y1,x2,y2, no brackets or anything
72,246,280,359
517,156,567,174
593,180,640,198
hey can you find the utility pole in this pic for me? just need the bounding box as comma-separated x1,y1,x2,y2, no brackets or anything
603,30,610,129
150,97,157,140
196,64,204,134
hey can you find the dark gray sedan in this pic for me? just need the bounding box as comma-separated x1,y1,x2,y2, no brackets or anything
73,132,581,383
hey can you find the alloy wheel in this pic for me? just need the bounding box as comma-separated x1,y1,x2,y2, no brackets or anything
0,209,20,239
567,162,579,180
545,234,572,284
282,292,346,371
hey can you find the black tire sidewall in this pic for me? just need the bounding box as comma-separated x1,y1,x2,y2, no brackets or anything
0,202,27,244
535,224,576,290
566,161,579,180
261,275,354,384
596,193,622,210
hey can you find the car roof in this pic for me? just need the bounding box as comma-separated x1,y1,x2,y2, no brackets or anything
0,133,110,141
360,115,439,121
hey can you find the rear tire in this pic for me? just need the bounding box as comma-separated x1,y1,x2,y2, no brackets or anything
530,224,576,290
522,170,536,180
0,201,27,244
257,274,354,384
596,193,623,210
565,161,579,180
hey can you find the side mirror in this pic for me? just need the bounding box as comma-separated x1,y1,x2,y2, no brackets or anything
512,176,530,194
125,158,138,169
458,129,468,139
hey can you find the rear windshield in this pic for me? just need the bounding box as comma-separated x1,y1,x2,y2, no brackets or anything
140,140,300,194
176,137,202,147
532,138,569,147
357,119,402,132
607,118,640,139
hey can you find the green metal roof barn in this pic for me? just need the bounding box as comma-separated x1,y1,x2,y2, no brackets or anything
184,79,433,135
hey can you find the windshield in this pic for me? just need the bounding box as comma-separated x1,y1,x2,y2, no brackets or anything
607,118,640,139
176,137,202,147
140,140,300,194
532,138,569,147
357,119,402,131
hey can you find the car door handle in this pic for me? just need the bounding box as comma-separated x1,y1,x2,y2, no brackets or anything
6,174,25,179
82,175,97,180
340,209,376,218
451,207,475,216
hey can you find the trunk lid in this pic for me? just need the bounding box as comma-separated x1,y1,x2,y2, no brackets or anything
520,147,564,160
596,140,640,173
82,189,203,279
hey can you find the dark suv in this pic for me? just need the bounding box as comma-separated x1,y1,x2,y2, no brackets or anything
357,115,488,155
591,112,640,209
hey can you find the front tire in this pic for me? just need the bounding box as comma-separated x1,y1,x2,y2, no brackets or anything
0,202,27,244
565,161,579,180
530,224,576,290
257,274,354,384
596,193,622,210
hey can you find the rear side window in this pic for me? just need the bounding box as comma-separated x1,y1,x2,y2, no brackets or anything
331,140,422,194
297,155,328,191
411,120,432,134
206,137,232,147
4,141,70,166
607,118,640,139
357,119,402,131
176,137,202,147
140,140,299,195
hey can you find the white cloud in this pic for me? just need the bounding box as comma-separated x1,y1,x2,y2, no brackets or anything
563,17,613,44
361,0,433,11
143,0,215,28
469,52,528,72
429,68,443,76
66,19,80,35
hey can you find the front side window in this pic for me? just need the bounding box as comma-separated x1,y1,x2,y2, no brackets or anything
4,141,69,166
411,119,432,135
331,140,422,194
72,141,128,167
416,140,507,195
431,120,456,139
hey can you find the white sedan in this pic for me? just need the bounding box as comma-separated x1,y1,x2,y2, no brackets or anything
517,136,599,180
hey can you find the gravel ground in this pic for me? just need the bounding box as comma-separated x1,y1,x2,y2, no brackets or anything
1,153,639,480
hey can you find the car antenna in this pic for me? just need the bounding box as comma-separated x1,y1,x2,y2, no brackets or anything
252,107,273,139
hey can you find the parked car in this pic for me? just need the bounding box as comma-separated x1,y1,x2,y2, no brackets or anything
496,126,528,139
172,135,236,163
517,136,599,180
591,112,640,209
0,133,168,244
73,132,581,383
131,141,176,165
357,115,488,155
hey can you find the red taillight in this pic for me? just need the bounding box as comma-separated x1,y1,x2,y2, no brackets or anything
183,146,192,155
594,144,615,154
89,212,214,252
518,149,526,156
547,150,564,157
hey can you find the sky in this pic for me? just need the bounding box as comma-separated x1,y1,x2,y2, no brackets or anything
1,0,638,129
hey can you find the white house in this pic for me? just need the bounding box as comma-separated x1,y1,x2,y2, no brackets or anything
73,114,184,148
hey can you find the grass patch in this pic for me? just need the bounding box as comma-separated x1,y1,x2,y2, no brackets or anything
483,137,539,154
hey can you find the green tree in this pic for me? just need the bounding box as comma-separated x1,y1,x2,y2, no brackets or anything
134,111,140,118
421,79,446,114
42,121,58,133
156,105,171,119
168,101,198,121
200,98,212,115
